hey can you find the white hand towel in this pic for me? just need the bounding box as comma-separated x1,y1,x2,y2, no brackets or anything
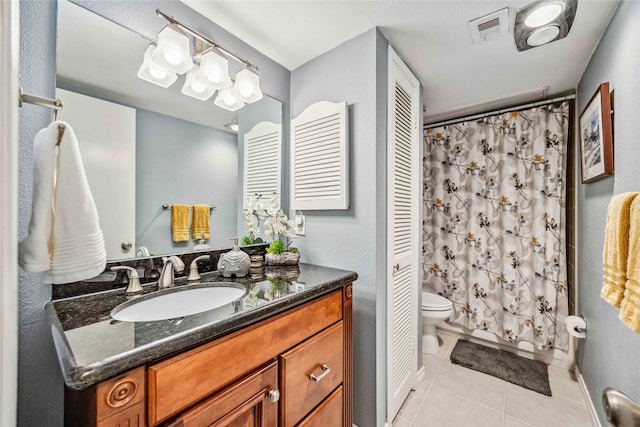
18,123,57,272
19,121,106,283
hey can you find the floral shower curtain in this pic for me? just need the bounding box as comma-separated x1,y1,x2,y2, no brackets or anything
423,103,570,350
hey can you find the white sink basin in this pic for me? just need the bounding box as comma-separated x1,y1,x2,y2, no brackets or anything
111,283,246,322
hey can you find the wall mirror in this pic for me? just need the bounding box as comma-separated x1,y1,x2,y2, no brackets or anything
56,0,283,261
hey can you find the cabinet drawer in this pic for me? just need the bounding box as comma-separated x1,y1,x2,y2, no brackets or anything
298,386,343,427
162,361,278,427
280,322,343,427
148,290,343,426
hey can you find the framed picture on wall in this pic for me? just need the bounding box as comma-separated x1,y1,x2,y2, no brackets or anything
579,82,613,183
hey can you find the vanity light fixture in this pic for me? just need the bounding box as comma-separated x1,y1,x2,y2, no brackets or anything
214,88,245,111
514,0,577,51
138,9,263,112
233,68,263,104
181,65,216,101
137,45,178,88
197,50,233,90
151,25,194,75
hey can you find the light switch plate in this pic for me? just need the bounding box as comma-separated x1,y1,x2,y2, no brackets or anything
294,213,306,236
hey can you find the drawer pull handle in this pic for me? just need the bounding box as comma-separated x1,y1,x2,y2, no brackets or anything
309,364,331,382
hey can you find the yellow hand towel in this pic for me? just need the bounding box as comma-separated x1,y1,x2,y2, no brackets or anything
601,192,639,306
620,197,640,333
192,204,210,240
171,204,190,242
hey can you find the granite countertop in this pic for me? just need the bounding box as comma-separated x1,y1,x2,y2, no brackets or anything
47,263,357,390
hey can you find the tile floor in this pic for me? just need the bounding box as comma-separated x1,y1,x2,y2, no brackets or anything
393,334,594,427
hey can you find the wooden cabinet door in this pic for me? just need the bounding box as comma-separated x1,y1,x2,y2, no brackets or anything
163,361,278,427
298,386,343,427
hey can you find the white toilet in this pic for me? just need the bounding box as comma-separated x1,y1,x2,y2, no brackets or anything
421,291,453,354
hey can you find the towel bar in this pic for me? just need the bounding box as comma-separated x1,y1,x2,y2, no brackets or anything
162,204,215,211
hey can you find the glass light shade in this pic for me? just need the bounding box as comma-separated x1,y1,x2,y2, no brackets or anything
524,2,565,27
181,66,216,101
527,25,561,46
137,45,177,88
196,50,232,90
232,68,263,104
151,25,193,75
214,88,245,111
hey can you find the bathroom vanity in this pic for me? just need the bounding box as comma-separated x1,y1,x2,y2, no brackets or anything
48,263,356,427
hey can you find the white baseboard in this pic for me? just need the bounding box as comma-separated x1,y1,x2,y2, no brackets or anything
576,368,602,427
416,366,426,387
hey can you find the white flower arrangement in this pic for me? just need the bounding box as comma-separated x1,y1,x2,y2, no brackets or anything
243,193,296,248
243,194,268,244
264,193,296,241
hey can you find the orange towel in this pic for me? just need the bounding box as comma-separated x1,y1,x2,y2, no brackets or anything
620,197,640,333
601,192,639,306
171,204,190,242
192,204,210,240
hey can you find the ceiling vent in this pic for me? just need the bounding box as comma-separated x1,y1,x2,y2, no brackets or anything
469,8,509,44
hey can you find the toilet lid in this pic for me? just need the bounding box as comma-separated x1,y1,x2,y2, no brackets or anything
422,292,453,310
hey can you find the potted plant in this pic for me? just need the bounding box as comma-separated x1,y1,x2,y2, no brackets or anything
264,194,300,266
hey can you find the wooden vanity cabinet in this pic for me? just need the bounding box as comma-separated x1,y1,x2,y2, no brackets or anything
65,284,353,427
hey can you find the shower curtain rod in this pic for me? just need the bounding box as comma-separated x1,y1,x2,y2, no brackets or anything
425,94,576,129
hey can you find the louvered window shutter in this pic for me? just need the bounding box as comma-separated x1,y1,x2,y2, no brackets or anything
243,121,282,209
290,101,349,210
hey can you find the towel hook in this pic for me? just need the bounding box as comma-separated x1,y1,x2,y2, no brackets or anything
56,124,65,147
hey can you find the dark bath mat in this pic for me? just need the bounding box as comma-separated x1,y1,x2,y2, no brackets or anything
450,339,551,396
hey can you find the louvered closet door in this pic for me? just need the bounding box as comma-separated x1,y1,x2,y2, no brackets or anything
387,47,420,422
243,121,282,209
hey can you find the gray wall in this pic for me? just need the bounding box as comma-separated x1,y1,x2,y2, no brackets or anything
18,1,64,426
18,1,290,425
290,28,389,427
576,0,640,424
136,108,238,253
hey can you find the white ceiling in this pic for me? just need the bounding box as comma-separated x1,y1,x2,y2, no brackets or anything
183,0,619,122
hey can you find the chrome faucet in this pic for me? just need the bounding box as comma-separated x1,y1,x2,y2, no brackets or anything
603,388,640,427
188,255,210,281
111,266,143,295
158,255,184,289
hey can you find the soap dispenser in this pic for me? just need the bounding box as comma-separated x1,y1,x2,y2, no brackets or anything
193,233,211,251
217,237,250,278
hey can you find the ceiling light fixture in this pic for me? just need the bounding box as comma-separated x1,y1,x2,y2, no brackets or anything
137,46,177,88
524,2,565,27
137,9,262,112
225,121,239,132
526,25,561,46
514,0,577,51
